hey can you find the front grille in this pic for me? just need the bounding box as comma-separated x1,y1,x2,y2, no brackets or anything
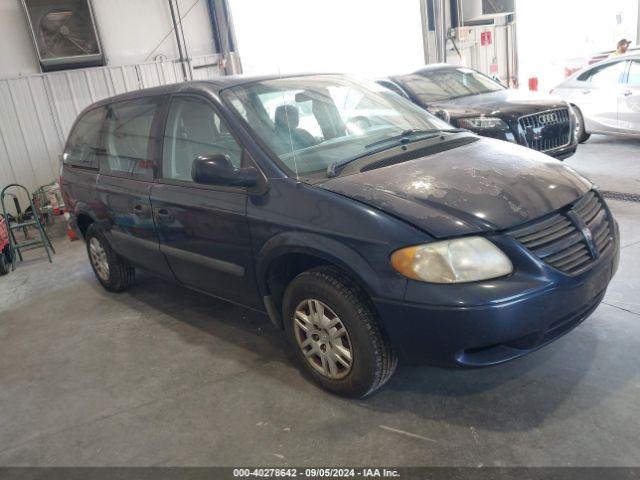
518,108,571,152
508,191,613,275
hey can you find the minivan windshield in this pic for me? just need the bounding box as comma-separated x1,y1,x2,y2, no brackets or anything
222,75,453,177
396,68,504,103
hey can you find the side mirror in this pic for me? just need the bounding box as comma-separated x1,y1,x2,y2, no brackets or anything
191,154,259,188
430,109,451,123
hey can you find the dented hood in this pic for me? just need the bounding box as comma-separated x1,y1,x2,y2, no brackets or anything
319,138,592,238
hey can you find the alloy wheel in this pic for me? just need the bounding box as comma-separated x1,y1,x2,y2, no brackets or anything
293,299,353,379
89,237,110,281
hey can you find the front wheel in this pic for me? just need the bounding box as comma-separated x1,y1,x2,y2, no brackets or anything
282,266,397,398
573,107,591,143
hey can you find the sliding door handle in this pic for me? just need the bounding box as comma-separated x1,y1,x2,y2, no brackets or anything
131,204,150,217
155,208,174,222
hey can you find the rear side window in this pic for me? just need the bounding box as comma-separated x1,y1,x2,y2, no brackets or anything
627,60,640,85
102,98,162,178
64,107,107,169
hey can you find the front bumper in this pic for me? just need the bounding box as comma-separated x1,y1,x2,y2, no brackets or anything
467,127,578,160
373,224,619,367
459,110,579,160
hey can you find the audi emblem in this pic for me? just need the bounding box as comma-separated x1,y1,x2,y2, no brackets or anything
537,112,559,125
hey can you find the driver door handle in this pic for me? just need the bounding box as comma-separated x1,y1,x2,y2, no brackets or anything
622,90,633,97
581,89,591,95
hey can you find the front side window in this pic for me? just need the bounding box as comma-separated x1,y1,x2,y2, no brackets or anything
626,60,640,85
102,98,160,178
64,106,107,169
396,68,504,103
588,61,627,86
162,96,243,182
222,75,451,177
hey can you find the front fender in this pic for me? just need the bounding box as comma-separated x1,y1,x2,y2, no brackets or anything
256,231,392,300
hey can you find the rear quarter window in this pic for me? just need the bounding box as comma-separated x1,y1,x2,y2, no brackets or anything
64,106,107,170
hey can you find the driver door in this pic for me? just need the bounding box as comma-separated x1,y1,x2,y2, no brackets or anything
150,95,262,308
579,60,627,132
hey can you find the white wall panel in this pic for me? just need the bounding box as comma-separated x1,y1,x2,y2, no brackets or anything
91,0,216,66
0,0,218,79
0,55,226,200
0,1,40,77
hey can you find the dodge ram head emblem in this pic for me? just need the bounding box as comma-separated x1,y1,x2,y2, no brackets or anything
567,210,599,259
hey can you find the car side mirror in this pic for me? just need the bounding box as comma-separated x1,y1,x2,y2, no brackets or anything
191,154,259,188
431,109,451,123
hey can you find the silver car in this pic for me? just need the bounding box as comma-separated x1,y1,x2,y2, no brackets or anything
552,53,640,142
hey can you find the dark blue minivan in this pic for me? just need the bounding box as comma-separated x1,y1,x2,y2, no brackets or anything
60,74,619,397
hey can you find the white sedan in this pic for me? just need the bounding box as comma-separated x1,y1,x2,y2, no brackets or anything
551,53,640,142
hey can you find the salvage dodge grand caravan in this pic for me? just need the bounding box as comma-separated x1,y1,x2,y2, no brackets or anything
60,74,619,397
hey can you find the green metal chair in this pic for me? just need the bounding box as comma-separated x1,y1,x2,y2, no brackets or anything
1,184,54,269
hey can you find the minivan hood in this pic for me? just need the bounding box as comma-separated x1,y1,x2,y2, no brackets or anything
319,138,592,238
428,89,568,119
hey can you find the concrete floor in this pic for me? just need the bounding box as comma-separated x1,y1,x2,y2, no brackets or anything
1,135,639,466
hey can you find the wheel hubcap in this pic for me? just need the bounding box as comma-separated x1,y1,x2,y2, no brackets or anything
89,237,110,281
293,299,353,380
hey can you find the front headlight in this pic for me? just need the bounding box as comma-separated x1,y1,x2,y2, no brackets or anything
458,117,509,130
390,237,513,283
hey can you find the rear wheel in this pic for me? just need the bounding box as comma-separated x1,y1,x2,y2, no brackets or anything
282,266,397,398
85,224,135,292
573,107,591,143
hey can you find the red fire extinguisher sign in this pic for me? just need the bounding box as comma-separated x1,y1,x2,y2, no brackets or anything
481,31,492,46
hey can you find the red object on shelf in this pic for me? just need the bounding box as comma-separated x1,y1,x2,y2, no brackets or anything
67,225,79,241
528,77,539,91
0,215,9,252
481,31,492,46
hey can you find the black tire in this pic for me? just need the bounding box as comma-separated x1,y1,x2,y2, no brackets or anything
573,107,591,143
282,266,397,398
85,223,135,292
0,249,9,275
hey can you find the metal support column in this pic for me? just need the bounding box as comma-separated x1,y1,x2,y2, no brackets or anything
420,0,431,64
433,0,447,63
637,0,640,45
168,0,189,81
206,0,242,75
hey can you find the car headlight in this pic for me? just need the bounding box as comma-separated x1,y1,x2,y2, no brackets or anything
390,237,513,283
458,117,509,130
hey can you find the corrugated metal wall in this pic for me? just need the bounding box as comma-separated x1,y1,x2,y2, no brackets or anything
0,53,229,208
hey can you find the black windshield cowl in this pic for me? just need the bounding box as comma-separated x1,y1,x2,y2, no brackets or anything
327,129,467,178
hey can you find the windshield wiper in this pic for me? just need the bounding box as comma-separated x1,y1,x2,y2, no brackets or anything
326,129,466,178
363,128,465,149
